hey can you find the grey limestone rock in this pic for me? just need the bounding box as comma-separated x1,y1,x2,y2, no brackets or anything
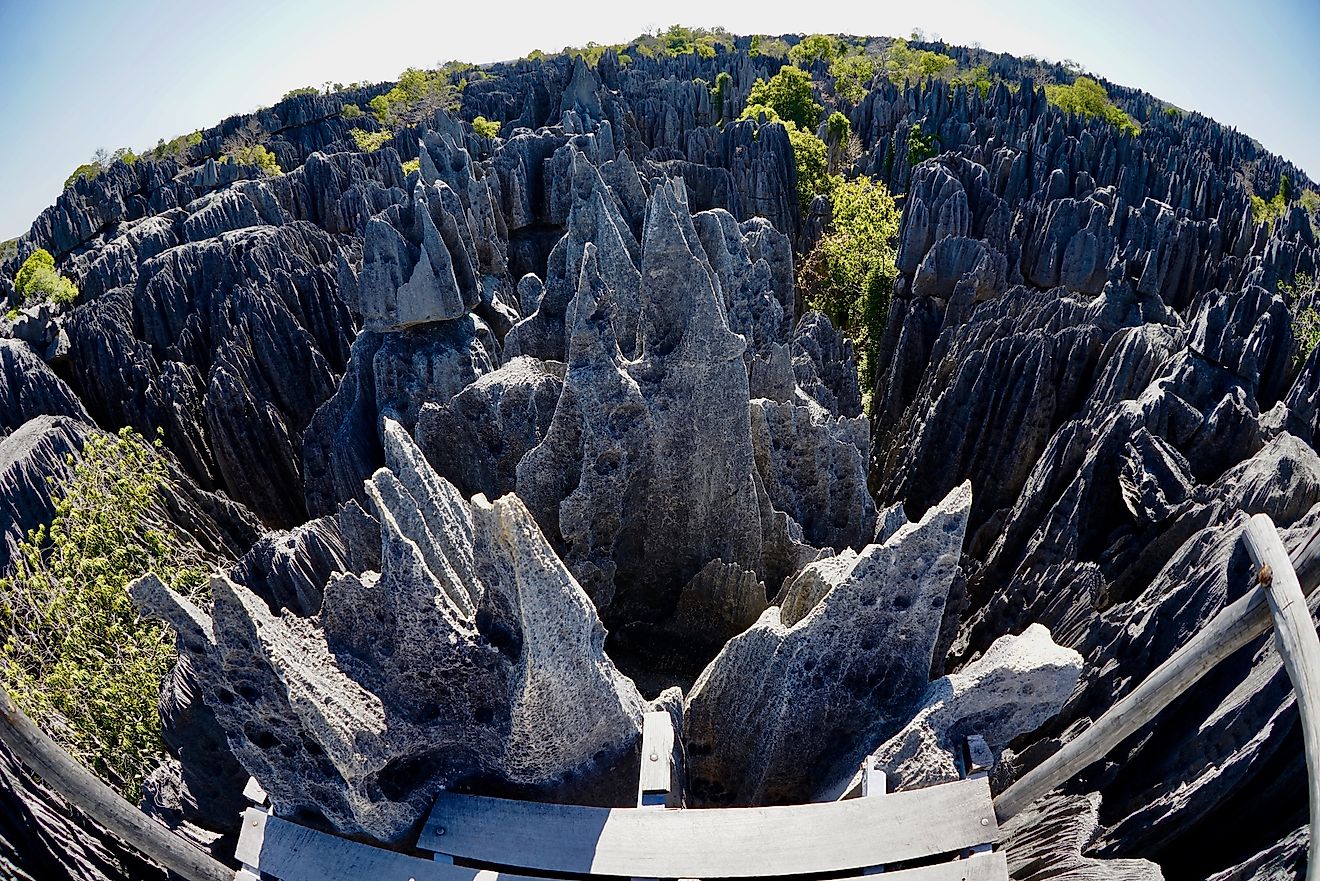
861,624,1081,793
134,419,643,844
683,483,971,806
416,355,564,500
1000,793,1164,881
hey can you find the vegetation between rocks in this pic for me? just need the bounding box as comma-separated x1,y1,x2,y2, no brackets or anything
0,428,207,801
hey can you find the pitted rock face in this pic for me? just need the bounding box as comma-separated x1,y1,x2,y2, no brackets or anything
683,483,971,807
133,420,643,844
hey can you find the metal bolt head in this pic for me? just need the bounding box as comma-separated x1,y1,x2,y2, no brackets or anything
436,826,446,836
649,753,659,761
980,817,990,826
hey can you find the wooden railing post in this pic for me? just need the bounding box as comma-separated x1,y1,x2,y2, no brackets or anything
1242,514,1320,881
0,684,232,881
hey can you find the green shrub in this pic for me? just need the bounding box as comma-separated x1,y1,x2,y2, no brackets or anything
787,125,834,211
711,71,733,123
0,239,15,264
908,123,940,165
789,34,841,66
744,66,822,132
797,176,902,393
830,54,875,105
1044,76,1140,136
878,38,956,85
350,127,393,152
369,67,462,127
472,116,501,138
797,176,901,394
13,248,78,307
402,158,420,176
282,86,320,100
145,130,203,164
1281,273,1320,366
951,64,993,97
225,144,281,176
341,103,364,120
64,147,139,190
749,34,790,59
0,428,207,800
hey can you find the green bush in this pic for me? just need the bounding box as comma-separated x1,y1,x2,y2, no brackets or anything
1281,273,1320,366
341,103,364,120
402,158,421,176
787,125,834,211
472,116,501,138
282,86,320,100
145,130,203,164
908,123,941,165
744,66,822,132
225,144,281,176
789,34,841,66
830,54,876,105
951,64,993,97
711,71,733,123
878,38,956,85
1044,76,1140,136
0,428,207,800
369,66,463,127
749,34,790,59
798,176,901,394
64,147,139,190
350,127,393,152
13,248,78,307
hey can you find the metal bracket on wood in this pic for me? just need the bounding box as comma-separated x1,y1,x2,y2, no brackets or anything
961,735,994,857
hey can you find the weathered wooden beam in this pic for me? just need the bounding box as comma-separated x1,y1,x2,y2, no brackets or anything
1243,514,1320,881
995,517,1320,823
424,777,999,877
636,710,676,808
0,684,232,881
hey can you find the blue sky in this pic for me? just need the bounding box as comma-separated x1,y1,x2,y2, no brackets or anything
0,0,1316,239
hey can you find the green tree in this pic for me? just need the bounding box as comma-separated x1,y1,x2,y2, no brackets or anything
830,54,876,104
402,158,421,176
341,103,364,120
908,123,941,165
711,71,733,123
787,125,833,211
472,116,501,138
1044,76,1140,136
0,428,207,800
64,147,139,190
797,176,901,393
282,86,320,100
789,34,840,66
13,248,78,307
1251,175,1292,227
878,38,956,85
744,66,822,132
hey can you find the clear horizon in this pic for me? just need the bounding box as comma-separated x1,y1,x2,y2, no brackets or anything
0,0,1316,240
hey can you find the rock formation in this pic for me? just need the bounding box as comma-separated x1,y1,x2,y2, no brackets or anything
1,28,1317,881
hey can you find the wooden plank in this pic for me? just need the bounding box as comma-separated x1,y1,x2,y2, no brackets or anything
0,684,231,881
995,516,1320,822
636,711,674,808
422,777,999,877
244,809,558,881
1242,514,1320,881
844,852,1008,881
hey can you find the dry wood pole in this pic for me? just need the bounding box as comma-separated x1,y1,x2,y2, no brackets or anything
995,514,1320,880
0,684,232,881
1242,514,1320,881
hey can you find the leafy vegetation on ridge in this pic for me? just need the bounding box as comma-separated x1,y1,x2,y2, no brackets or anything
13,248,77,307
0,428,208,801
